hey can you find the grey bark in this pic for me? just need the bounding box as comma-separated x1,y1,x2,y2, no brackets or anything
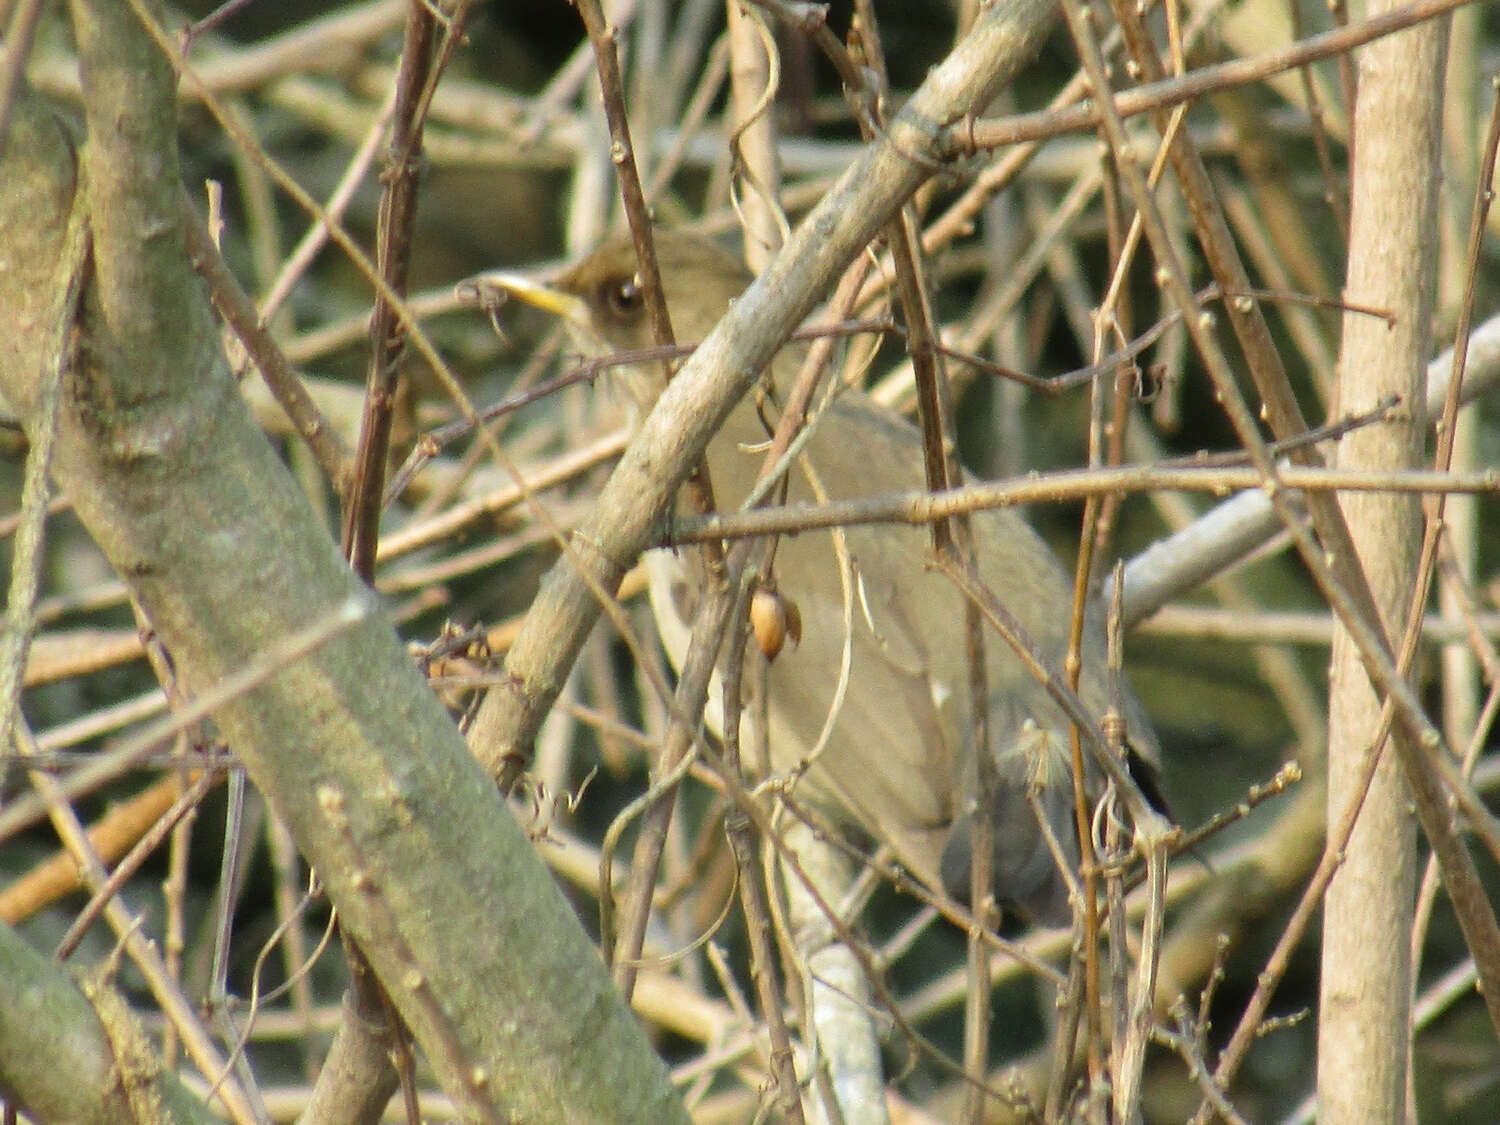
0,2,690,1119
1316,7,1445,1121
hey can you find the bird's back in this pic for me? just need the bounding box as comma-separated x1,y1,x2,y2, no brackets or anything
661,373,1158,914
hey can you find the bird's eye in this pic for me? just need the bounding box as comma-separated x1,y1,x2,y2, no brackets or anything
600,275,645,320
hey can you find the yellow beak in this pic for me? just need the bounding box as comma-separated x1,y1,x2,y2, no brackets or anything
455,269,590,327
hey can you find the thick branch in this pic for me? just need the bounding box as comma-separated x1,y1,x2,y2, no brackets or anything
0,4,688,1118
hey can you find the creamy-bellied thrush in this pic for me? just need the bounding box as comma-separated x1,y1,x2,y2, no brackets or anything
470,231,1162,925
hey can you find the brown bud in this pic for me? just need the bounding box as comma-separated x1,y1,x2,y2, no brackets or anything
750,587,801,660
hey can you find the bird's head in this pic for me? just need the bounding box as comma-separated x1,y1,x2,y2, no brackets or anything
462,231,753,407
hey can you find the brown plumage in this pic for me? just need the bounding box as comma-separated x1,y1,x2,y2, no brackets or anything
484,231,1162,924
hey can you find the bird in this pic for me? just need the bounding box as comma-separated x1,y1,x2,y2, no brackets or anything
467,230,1163,926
